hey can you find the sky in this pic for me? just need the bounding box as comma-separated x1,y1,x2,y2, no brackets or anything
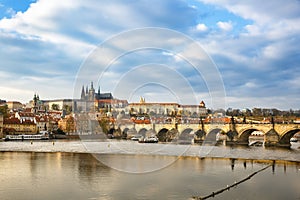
0,0,299,110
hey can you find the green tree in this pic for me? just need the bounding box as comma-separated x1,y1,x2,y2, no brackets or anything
51,104,60,111
98,118,110,134
63,105,72,114
0,105,8,117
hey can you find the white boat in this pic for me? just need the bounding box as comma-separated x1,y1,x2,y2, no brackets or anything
131,135,143,141
4,134,49,141
143,136,158,143
290,137,298,142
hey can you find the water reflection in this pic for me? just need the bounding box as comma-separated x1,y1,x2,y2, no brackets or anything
0,152,299,200
231,158,235,171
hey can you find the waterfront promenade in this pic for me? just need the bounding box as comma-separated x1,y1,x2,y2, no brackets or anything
0,140,299,162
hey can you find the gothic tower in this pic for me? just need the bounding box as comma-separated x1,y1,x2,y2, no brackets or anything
81,85,85,100
88,82,95,101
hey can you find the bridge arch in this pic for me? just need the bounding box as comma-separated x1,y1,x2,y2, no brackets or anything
121,127,129,139
206,128,225,142
138,128,148,137
279,129,300,144
145,129,156,137
179,128,194,140
122,127,129,134
157,128,169,142
238,128,260,143
126,128,137,138
157,128,179,142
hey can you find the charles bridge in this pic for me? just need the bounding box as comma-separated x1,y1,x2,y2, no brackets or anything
116,121,300,147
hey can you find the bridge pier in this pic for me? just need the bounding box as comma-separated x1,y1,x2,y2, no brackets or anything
264,129,280,147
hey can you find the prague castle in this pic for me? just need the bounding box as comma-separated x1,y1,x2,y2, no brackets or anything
80,82,113,102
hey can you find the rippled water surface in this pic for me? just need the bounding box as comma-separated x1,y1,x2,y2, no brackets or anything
0,151,299,200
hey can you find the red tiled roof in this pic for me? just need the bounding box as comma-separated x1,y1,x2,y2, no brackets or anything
4,118,20,124
4,117,36,125
18,112,35,117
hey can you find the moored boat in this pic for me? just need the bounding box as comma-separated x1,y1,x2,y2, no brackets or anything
4,133,49,141
143,135,158,143
290,137,298,142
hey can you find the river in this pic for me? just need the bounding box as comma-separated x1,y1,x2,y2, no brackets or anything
0,141,299,200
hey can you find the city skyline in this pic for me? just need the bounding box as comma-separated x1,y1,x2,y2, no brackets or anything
0,0,299,110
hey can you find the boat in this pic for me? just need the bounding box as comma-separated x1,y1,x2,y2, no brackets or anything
143,135,158,143
131,135,143,141
290,137,298,142
4,133,49,141
249,141,263,146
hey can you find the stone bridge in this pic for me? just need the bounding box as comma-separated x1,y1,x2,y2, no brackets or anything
116,122,300,147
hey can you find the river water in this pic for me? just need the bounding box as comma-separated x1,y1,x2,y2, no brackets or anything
0,144,299,200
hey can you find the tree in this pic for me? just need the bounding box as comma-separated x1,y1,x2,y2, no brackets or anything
252,108,262,116
51,104,60,111
66,116,75,133
232,109,241,116
98,118,110,134
63,105,72,114
0,105,8,117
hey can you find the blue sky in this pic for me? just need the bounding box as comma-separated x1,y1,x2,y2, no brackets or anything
0,0,36,18
0,0,299,110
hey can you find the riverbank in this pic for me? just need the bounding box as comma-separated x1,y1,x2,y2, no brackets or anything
0,140,299,162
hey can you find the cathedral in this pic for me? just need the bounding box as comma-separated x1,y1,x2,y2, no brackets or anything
80,82,113,101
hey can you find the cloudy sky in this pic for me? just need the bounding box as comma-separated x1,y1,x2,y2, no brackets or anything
0,0,299,110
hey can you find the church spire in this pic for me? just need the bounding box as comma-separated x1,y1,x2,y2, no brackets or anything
91,81,94,90
98,86,100,95
32,93,38,114
81,85,85,99
140,96,145,104
33,93,37,101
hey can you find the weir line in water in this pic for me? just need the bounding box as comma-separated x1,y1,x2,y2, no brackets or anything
192,164,272,200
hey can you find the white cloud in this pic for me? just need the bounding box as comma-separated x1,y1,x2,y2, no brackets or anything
0,0,299,109
0,0,200,104
244,81,257,89
201,0,300,39
196,23,208,32
216,21,232,31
